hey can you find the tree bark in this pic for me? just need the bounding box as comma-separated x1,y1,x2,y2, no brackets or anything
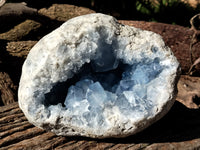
0,3,63,34
0,0,6,7
0,3,38,33
0,72,17,105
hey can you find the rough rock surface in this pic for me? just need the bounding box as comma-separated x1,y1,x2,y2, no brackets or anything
18,13,180,138
120,20,200,74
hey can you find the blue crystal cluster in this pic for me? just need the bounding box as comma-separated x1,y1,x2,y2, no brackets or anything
64,53,163,127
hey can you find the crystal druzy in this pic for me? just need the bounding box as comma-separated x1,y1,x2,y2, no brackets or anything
18,13,180,138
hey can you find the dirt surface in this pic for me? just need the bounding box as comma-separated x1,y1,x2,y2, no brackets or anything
0,3,200,149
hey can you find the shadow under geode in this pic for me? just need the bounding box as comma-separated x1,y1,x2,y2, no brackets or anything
116,101,200,143
0,40,25,105
0,40,24,86
63,101,200,143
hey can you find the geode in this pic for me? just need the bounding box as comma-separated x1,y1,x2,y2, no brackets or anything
18,13,180,138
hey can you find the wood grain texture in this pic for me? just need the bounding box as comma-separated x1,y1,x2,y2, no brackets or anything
0,101,200,150
0,72,17,106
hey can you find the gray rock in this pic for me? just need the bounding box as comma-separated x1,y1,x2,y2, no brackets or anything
18,13,180,138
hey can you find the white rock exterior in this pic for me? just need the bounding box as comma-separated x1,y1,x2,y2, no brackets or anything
18,13,180,138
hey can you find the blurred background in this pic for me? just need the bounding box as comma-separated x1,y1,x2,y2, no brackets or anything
6,0,200,27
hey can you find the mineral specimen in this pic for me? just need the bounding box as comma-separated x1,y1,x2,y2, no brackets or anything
18,13,180,138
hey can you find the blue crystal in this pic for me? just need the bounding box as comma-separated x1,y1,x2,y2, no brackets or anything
114,93,132,116
83,106,104,127
91,42,119,72
75,79,93,93
86,82,107,107
130,59,162,84
116,80,135,94
64,57,163,126
64,86,90,115
95,73,120,91
64,86,84,107
106,91,117,104
122,65,136,80
123,91,136,106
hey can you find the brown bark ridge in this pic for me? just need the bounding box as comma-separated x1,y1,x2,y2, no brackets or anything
0,20,41,41
38,4,96,22
0,3,64,36
0,3,37,33
0,0,6,7
0,3,37,17
177,75,200,109
0,99,200,150
6,41,37,59
0,72,17,106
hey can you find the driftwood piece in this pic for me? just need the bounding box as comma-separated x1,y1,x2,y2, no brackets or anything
0,3,63,34
0,20,41,41
6,41,37,58
0,3,37,33
0,72,17,105
38,4,96,22
0,0,6,7
177,75,200,109
0,3,37,17
0,98,200,149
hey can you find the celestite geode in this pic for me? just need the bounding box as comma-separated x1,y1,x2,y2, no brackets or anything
18,13,180,138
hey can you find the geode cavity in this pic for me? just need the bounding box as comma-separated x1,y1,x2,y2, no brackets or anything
18,13,180,138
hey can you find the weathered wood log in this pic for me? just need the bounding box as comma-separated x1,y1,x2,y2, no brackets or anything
0,3,37,33
0,98,200,149
0,0,6,7
0,72,17,105
0,3,37,17
177,75,200,109
0,20,41,41
0,3,64,34
6,41,37,58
